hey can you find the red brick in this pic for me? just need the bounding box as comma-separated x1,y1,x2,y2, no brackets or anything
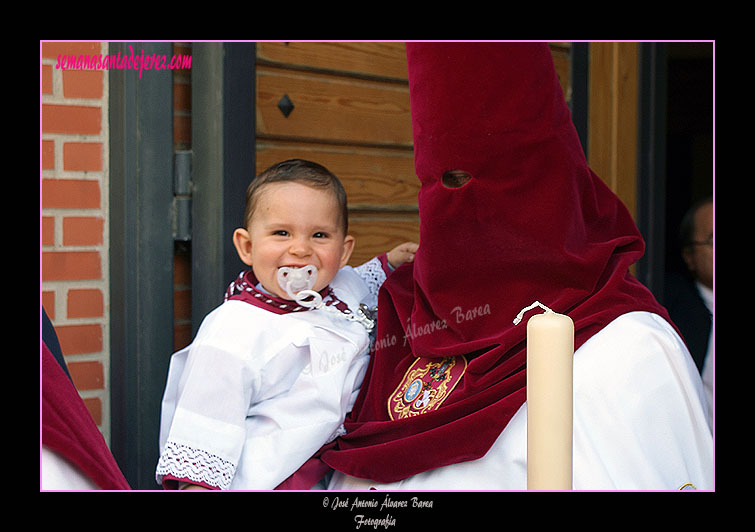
63,142,102,172
63,69,103,99
171,44,192,75
42,140,55,170
42,104,101,135
174,322,193,351
174,252,191,285
42,178,100,209
174,114,191,146
173,288,191,320
82,397,102,425
173,81,191,112
42,292,55,318
67,288,104,318
42,217,55,246
68,360,104,390
42,42,102,61
55,324,103,356
173,43,192,59
63,216,103,246
42,64,53,94
42,251,101,281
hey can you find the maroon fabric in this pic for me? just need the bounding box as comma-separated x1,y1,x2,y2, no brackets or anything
225,269,354,316
41,342,130,490
320,42,671,483
275,450,334,490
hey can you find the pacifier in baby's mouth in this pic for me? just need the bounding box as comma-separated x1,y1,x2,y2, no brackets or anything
276,265,322,307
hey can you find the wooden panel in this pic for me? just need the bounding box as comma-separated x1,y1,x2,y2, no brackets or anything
256,65,412,147
549,42,571,102
257,42,408,80
348,213,420,266
588,42,638,219
253,42,575,269
255,42,416,269
588,44,613,183
613,44,638,218
256,140,419,210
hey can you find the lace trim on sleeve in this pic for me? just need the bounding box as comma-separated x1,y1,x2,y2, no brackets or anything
156,440,236,490
354,256,388,305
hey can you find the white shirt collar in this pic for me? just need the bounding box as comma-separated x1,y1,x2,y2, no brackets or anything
696,281,713,314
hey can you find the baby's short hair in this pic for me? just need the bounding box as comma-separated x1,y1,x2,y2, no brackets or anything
243,159,349,233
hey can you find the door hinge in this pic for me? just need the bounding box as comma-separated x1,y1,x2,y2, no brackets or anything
173,151,192,241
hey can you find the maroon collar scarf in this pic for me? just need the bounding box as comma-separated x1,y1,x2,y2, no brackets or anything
316,43,671,485
225,269,352,316
41,342,131,490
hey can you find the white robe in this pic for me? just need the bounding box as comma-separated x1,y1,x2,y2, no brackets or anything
328,311,713,491
696,282,714,425
157,266,377,490
41,446,100,490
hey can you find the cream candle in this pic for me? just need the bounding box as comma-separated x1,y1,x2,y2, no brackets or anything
514,301,574,490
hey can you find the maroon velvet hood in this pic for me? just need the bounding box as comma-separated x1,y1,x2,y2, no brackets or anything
319,42,669,484
42,342,131,490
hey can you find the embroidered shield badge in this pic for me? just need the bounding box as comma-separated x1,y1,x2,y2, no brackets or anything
388,356,467,420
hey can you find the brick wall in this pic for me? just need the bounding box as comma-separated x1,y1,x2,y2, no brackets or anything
172,42,193,351
41,42,110,442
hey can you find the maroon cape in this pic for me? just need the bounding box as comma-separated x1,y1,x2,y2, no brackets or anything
41,342,130,490
315,42,671,484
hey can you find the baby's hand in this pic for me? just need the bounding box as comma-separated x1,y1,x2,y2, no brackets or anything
387,242,419,269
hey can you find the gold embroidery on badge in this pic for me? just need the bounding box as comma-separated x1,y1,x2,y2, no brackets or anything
388,356,467,420
678,482,697,490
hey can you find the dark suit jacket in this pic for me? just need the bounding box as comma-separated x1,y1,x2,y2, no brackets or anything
664,273,712,373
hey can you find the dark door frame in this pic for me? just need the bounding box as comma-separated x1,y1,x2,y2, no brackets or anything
190,42,256,333
570,42,669,299
636,42,669,300
109,42,175,489
109,42,256,489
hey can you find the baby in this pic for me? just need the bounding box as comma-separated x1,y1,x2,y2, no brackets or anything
156,159,417,490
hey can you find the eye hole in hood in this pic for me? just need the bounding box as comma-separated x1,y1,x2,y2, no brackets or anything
441,169,472,189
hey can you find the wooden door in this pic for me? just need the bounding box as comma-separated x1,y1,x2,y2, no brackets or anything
253,42,574,266
255,42,419,266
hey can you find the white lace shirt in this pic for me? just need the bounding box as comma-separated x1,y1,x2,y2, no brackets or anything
156,259,388,490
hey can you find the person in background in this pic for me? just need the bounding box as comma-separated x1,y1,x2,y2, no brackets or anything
665,196,713,423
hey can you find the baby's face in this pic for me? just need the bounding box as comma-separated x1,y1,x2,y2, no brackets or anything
246,182,353,300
